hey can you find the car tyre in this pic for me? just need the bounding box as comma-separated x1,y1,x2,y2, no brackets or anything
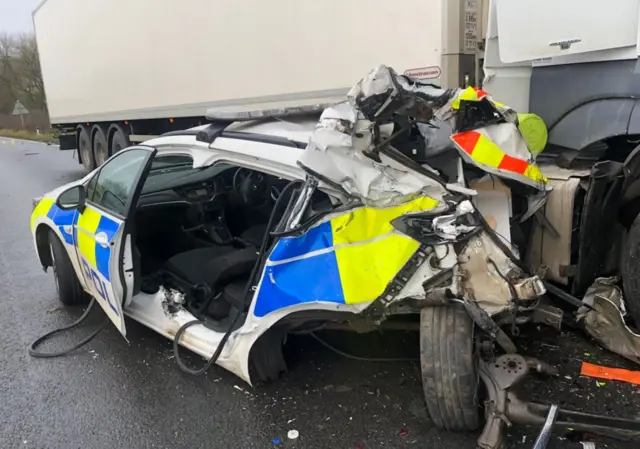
49,230,89,306
621,213,640,327
77,126,95,172
92,125,110,167
420,304,480,432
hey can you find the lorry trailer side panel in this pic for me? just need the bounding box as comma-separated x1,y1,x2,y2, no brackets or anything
33,0,444,125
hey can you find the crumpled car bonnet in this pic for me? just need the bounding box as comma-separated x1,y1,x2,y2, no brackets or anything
298,64,547,207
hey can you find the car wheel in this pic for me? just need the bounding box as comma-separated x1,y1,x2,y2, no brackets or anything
110,125,130,156
77,126,95,172
621,214,640,327
92,125,110,167
420,304,480,431
249,328,287,383
49,230,89,306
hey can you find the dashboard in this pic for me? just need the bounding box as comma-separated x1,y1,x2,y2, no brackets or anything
138,163,235,209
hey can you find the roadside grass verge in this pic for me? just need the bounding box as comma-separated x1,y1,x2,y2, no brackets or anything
0,129,58,144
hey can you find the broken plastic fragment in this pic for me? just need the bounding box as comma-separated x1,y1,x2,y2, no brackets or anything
287,430,299,440
581,362,640,386
432,200,477,240
577,278,640,365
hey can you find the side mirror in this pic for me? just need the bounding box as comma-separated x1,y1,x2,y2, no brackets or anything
56,185,86,212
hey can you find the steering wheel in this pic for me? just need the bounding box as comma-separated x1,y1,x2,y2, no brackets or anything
232,168,273,208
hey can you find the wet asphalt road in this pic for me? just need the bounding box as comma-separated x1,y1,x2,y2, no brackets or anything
0,138,639,449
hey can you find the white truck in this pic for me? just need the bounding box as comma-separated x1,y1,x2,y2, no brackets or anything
33,0,490,171
483,0,640,329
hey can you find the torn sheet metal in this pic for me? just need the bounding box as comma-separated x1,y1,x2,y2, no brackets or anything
390,200,478,246
459,233,545,315
577,277,640,365
470,176,513,245
450,124,548,189
300,101,449,208
298,64,547,318
299,64,547,211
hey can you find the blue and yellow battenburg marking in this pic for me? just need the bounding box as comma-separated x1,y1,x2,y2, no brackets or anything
253,196,439,317
30,198,120,282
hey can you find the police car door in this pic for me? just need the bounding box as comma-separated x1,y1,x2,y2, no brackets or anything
74,146,156,336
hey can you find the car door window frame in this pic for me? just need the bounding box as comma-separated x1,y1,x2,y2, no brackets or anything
84,145,156,220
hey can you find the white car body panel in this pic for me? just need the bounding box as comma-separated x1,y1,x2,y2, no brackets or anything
30,71,546,385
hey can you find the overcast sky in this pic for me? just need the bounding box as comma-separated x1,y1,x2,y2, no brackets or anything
0,0,41,34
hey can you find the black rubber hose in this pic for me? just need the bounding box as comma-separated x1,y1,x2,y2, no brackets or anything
29,299,108,358
172,180,304,375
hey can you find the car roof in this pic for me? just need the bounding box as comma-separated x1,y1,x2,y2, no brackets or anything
144,116,318,170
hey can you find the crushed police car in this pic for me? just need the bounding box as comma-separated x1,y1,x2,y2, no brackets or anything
30,65,640,447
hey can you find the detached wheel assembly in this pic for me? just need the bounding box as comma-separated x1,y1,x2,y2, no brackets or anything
420,304,480,431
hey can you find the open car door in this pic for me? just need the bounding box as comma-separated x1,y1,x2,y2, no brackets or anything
73,146,157,337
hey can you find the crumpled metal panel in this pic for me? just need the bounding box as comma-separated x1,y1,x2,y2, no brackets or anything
577,277,640,366
299,101,450,208
459,233,544,316
297,64,548,317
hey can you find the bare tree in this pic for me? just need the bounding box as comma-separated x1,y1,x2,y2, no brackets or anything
0,32,46,113
0,32,18,113
12,33,46,111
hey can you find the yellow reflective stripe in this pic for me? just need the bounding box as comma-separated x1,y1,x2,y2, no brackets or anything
331,196,439,245
452,129,548,186
451,86,479,110
329,196,439,305
524,164,547,184
76,207,101,268
336,234,419,304
469,134,505,168
30,198,54,231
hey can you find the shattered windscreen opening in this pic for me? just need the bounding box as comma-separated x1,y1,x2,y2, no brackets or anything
455,98,508,133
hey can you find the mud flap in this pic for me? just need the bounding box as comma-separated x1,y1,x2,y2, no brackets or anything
573,161,624,296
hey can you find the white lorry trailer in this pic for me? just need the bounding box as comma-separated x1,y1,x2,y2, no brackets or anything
33,0,490,171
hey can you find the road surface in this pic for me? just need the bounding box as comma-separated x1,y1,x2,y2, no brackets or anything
0,138,638,449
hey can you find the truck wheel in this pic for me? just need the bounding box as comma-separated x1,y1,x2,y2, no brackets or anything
621,214,640,327
110,125,130,155
420,304,480,432
92,126,109,167
49,230,89,306
78,126,95,172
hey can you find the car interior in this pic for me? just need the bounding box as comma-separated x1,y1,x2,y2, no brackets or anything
131,154,336,326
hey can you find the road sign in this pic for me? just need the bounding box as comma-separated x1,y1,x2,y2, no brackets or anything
12,100,29,116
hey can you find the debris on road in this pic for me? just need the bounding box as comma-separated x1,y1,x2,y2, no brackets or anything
581,362,640,386
577,277,640,365
287,429,299,440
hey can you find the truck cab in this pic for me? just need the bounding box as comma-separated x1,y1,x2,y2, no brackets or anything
484,0,640,161
483,0,640,322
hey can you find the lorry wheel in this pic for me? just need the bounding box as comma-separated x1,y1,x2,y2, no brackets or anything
110,125,130,155
49,230,89,306
92,126,110,167
77,126,95,172
621,214,640,327
420,304,480,432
